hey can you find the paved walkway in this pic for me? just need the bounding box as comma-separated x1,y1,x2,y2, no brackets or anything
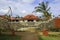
20,32,39,40
2,32,39,40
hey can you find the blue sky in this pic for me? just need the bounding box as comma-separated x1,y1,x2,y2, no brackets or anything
0,0,60,17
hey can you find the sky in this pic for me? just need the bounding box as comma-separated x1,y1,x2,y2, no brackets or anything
0,0,60,17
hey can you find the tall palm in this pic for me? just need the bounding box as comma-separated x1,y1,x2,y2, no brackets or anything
35,1,51,20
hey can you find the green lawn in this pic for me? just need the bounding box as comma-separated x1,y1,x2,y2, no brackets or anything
0,34,21,40
39,33,60,40
39,36,60,40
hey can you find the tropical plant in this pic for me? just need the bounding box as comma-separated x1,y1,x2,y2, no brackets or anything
35,1,51,20
0,17,8,34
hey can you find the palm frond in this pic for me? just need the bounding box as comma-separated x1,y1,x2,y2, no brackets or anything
34,1,51,19
46,7,51,11
45,1,49,9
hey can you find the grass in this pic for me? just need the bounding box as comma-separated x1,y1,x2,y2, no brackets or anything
39,36,60,40
38,32,60,40
0,34,21,40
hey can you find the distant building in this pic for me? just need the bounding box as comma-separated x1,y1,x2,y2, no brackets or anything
54,17,60,28
8,14,42,22
0,14,60,31
0,15,7,19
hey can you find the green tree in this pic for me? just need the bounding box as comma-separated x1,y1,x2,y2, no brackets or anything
5,14,10,19
0,17,8,34
35,1,51,20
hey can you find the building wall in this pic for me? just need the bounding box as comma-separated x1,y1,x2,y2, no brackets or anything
54,18,60,28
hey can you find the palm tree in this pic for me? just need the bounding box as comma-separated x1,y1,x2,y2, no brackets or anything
34,2,52,31
35,1,51,20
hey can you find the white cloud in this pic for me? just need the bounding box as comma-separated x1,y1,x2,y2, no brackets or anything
33,12,43,16
0,0,35,16
0,7,10,15
0,0,60,17
21,10,26,13
21,0,35,3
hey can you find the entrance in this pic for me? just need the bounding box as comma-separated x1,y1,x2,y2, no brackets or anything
28,20,33,22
